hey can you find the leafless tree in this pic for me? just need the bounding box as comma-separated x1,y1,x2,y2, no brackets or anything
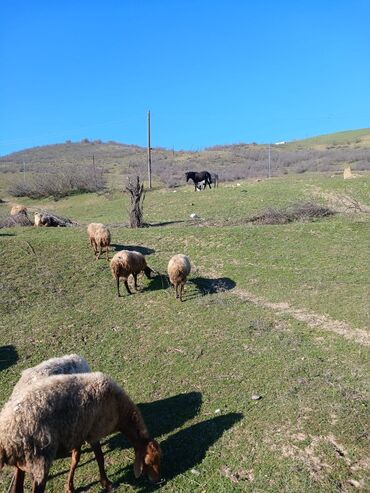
126,176,145,228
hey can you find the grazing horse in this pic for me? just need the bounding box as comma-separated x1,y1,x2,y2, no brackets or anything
185,171,212,191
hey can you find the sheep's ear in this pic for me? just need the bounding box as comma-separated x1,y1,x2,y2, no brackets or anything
133,448,144,478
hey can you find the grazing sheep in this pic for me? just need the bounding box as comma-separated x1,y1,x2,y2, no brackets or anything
110,250,155,296
9,355,112,492
87,223,111,260
10,205,27,216
167,254,191,301
0,372,161,493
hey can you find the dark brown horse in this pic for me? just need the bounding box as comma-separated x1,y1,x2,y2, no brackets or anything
185,171,212,191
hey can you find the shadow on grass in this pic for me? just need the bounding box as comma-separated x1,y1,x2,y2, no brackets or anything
0,233,15,236
112,412,243,491
111,244,155,255
0,345,18,371
144,220,186,228
142,274,170,293
189,277,236,297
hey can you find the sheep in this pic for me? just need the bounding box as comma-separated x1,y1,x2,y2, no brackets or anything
10,205,27,216
87,223,111,260
8,355,112,492
0,372,161,493
11,354,90,399
110,250,155,296
34,212,43,227
167,254,191,301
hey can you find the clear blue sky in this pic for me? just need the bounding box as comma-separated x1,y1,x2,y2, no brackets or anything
1,0,370,155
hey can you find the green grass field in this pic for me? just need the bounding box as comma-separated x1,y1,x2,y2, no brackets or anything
0,174,369,492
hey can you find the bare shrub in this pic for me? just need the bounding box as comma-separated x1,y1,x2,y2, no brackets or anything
248,202,335,225
8,165,105,199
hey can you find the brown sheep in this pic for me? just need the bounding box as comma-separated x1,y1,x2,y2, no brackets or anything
167,254,191,301
8,355,111,492
87,223,111,260
110,250,155,296
0,372,162,492
10,205,27,216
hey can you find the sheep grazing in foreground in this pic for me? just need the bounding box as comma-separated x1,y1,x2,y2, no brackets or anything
110,250,155,296
0,372,162,493
8,355,112,493
167,254,191,301
87,223,111,260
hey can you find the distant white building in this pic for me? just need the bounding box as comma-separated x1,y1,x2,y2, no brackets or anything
274,141,286,145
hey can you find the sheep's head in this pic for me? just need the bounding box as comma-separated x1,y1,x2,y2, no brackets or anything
144,266,156,279
185,172,190,182
134,439,162,483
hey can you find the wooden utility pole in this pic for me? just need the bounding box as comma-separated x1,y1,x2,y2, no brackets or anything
268,144,271,178
147,110,152,189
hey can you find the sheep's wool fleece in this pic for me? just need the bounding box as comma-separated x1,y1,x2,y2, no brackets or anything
11,354,90,398
168,254,191,282
0,373,133,461
110,250,147,277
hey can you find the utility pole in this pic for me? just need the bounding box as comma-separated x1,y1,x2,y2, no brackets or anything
147,110,152,189
268,144,271,178
23,160,26,184
92,154,97,188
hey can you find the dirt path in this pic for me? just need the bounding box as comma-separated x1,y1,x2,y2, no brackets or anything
232,287,370,346
310,187,370,213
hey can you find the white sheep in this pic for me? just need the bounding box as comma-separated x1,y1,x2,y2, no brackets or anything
110,250,155,296
0,372,162,492
87,223,111,260
8,354,112,492
167,254,191,301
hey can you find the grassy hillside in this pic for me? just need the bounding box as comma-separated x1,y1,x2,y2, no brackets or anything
1,129,370,195
0,175,369,492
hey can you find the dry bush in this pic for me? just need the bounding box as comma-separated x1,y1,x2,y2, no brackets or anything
248,202,334,225
8,165,105,199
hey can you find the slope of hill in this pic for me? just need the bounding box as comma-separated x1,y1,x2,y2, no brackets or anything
0,129,369,194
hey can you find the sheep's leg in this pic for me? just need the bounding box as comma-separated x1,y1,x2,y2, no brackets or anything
96,245,102,260
65,447,81,493
11,467,25,493
175,283,179,299
179,283,185,302
91,239,97,256
31,479,47,493
91,442,112,492
116,277,120,297
133,273,139,291
106,246,109,261
124,279,132,295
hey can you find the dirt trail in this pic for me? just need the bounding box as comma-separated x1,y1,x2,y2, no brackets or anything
232,287,370,346
310,187,370,213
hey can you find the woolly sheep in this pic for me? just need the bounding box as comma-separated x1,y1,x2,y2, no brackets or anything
0,372,161,492
34,212,43,227
167,254,191,301
8,355,112,492
87,223,111,260
110,250,155,296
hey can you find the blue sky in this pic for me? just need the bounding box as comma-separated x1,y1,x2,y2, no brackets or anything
1,0,370,155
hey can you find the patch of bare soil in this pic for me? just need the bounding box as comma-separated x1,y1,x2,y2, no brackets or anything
232,288,370,346
310,188,370,213
268,428,369,488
